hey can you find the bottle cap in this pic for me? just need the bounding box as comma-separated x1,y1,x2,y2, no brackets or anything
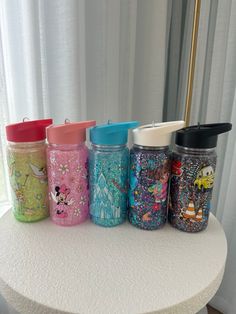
175,123,232,148
47,120,96,144
6,118,53,142
90,121,139,145
133,121,185,147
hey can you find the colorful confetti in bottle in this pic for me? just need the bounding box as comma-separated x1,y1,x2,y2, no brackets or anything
128,121,185,230
89,121,139,227
6,119,52,222
47,120,96,226
129,146,170,229
169,148,216,232
169,123,232,232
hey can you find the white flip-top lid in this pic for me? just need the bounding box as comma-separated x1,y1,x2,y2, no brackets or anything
133,121,185,147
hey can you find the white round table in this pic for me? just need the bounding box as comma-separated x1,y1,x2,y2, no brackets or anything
0,210,227,314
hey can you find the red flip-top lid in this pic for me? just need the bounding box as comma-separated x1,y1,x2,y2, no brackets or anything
6,119,53,142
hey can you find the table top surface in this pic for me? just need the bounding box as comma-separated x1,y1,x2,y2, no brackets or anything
0,211,227,314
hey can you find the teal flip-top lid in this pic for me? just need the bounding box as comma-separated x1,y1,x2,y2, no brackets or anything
90,120,139,145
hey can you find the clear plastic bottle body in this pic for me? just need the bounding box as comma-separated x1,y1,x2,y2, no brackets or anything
89,144,129,227
169,145,217,232
47,142,89,226
7,140,49,222
128,145,171,230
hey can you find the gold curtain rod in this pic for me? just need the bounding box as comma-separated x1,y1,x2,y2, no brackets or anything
184,0,201,126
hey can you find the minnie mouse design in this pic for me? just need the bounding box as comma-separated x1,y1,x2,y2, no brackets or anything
51,184,74,218
55,184,70,205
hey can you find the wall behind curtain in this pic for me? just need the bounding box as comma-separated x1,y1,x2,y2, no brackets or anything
0,0,172,125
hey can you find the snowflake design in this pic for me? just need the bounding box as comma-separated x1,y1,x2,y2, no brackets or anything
59,164,69,175
50,156,56,164
74,208,81,216
81,172,88,179
79,196,86,205
77,184,84,193
76,165,83,173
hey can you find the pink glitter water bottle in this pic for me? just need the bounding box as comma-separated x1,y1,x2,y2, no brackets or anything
46,120,96,226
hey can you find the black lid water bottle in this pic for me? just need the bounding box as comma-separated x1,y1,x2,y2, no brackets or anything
169,123,232,232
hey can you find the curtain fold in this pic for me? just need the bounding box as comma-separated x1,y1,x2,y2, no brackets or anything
0,0,172,125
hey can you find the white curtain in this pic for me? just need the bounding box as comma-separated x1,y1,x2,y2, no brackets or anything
189,0,236,313
0,1,174,313
0,0,171,125
0,0,236,313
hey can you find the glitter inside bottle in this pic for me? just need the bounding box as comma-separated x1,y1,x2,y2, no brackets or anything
6,119,52,222
128,121,185,230
129,145,171,230
46,120,96,226
47,142,90,226
169,123,232,232
89,144,129,226
89,121,139,227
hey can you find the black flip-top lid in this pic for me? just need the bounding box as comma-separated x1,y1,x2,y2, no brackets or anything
175,123,232,149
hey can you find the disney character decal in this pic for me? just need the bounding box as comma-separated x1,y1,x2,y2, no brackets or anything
147,161,170,212
171,160,182,177
30,163,47,183
139,160,170,223
14,174,30,203
194,165,215,190
51,184,74,218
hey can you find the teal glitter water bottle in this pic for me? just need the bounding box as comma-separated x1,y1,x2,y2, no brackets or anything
89,121,139,227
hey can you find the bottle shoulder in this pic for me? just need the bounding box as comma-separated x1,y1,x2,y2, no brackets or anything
7,140,46,152
173,145,217,158
90,144,128,153
130,145,170,156
47,142,88,152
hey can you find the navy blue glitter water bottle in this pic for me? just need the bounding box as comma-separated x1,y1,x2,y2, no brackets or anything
169,123,232,232
89,121,139,227
128,121,185,230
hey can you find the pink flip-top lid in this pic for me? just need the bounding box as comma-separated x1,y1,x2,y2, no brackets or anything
47,120,96,144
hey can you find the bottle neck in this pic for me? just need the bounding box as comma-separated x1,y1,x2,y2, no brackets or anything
8,140,46,149
48,143,86,150
133,144,169,151
91,143,126,151
175,144,216,155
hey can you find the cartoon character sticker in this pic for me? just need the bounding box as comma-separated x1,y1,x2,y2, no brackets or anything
147,161,170,210
171,160,182,176
30,163,47,183
194,165,215,190
138,160,170,222
51,184,74,218
13,174,30,203
179,199,203,223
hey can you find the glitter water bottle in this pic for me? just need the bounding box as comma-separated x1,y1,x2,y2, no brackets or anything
47,120,96,226
169,123,232,232
6,119,53,222
89,121,139,227
128,121,185,230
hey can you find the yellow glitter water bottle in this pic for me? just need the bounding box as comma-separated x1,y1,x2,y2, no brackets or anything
5,118,53,222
